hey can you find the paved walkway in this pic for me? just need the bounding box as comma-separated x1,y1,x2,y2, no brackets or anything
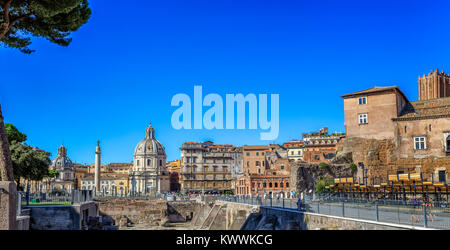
219,197,450,229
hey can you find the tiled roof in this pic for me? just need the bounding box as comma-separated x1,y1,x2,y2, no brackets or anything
342,86,408,101
394,97,450,120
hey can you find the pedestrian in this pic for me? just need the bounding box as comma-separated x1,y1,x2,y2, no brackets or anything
297,197,303,210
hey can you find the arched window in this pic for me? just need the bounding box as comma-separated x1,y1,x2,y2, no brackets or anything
147,159,151,166
286,182,289,188
159,160,162,166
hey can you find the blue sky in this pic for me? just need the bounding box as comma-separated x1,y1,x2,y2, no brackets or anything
1,0,450,164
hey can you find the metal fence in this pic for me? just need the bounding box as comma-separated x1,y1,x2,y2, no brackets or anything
19,190,94,208
216,195,450,230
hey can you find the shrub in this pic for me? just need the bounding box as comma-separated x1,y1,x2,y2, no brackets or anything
315,177,334,194
319,162,329,169
350,162,357,173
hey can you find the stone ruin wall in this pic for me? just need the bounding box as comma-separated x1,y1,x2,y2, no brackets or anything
337,137,450,181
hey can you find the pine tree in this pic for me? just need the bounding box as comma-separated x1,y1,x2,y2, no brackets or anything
0,0,91,54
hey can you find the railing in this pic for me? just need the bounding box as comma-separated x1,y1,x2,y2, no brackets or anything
216,195,450,230
19,190,94,208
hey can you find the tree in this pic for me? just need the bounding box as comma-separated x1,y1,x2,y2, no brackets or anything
9,142,51,188
5,123,51,189
0,0,91,54
5,123,26,143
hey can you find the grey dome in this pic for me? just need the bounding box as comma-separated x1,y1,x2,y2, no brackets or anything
50,144,73,170
134,124,166,156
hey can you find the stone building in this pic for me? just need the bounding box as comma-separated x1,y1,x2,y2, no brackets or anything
48,144,76,193
235,145,291,197
130,124,170,194
80,173,129,195
302,128,344,163
341,69,450,183
167,160,181,192
282,140,304,162
180,141,241,194
418,69,450,101
242,145,271,175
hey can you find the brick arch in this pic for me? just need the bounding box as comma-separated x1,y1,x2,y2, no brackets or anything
0,106,14,181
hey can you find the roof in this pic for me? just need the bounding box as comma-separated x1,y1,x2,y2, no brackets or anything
108,163,132,167
82,173,128,180
206,144,235,149
341,86,408,101
243,145,271,150
394,97,450,121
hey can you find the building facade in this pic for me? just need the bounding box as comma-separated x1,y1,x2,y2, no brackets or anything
418,69,450,101
235,145,291,197
48,144,76,193
130,124,170,194
302,128,344,163
180,141,241,194
242,145,271,175
167,160,181,192
282,140,304,161
80,173,129,195
341,69,450,183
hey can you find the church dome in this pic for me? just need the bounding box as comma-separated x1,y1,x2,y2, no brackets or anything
50,144,73,170
134,124,166,156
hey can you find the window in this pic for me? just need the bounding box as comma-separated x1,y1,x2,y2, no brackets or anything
256,161,260,166
446,135,450,152
256,152,259,156
147,159,151,166
358,114,368,124
358,96,367,105
258,169,261,174
438,170,446,183
246,152,250,156
281,165,285,170
414,137,426,150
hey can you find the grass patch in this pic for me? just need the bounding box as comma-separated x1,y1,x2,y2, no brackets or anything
22,202,72,206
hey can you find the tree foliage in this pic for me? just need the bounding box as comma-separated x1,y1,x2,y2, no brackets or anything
5,123,27,143
5,123,51,187
315,177,334,194
0,0,91,53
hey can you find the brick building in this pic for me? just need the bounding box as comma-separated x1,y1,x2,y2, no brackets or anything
341,69,450,184
235,145,291,197
302,128,344,163
418,69,450,101
167,160,181,192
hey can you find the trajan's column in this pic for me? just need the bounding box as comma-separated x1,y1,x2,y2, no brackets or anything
94,140,101,194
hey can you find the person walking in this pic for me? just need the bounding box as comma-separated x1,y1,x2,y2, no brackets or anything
297,197,303,210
